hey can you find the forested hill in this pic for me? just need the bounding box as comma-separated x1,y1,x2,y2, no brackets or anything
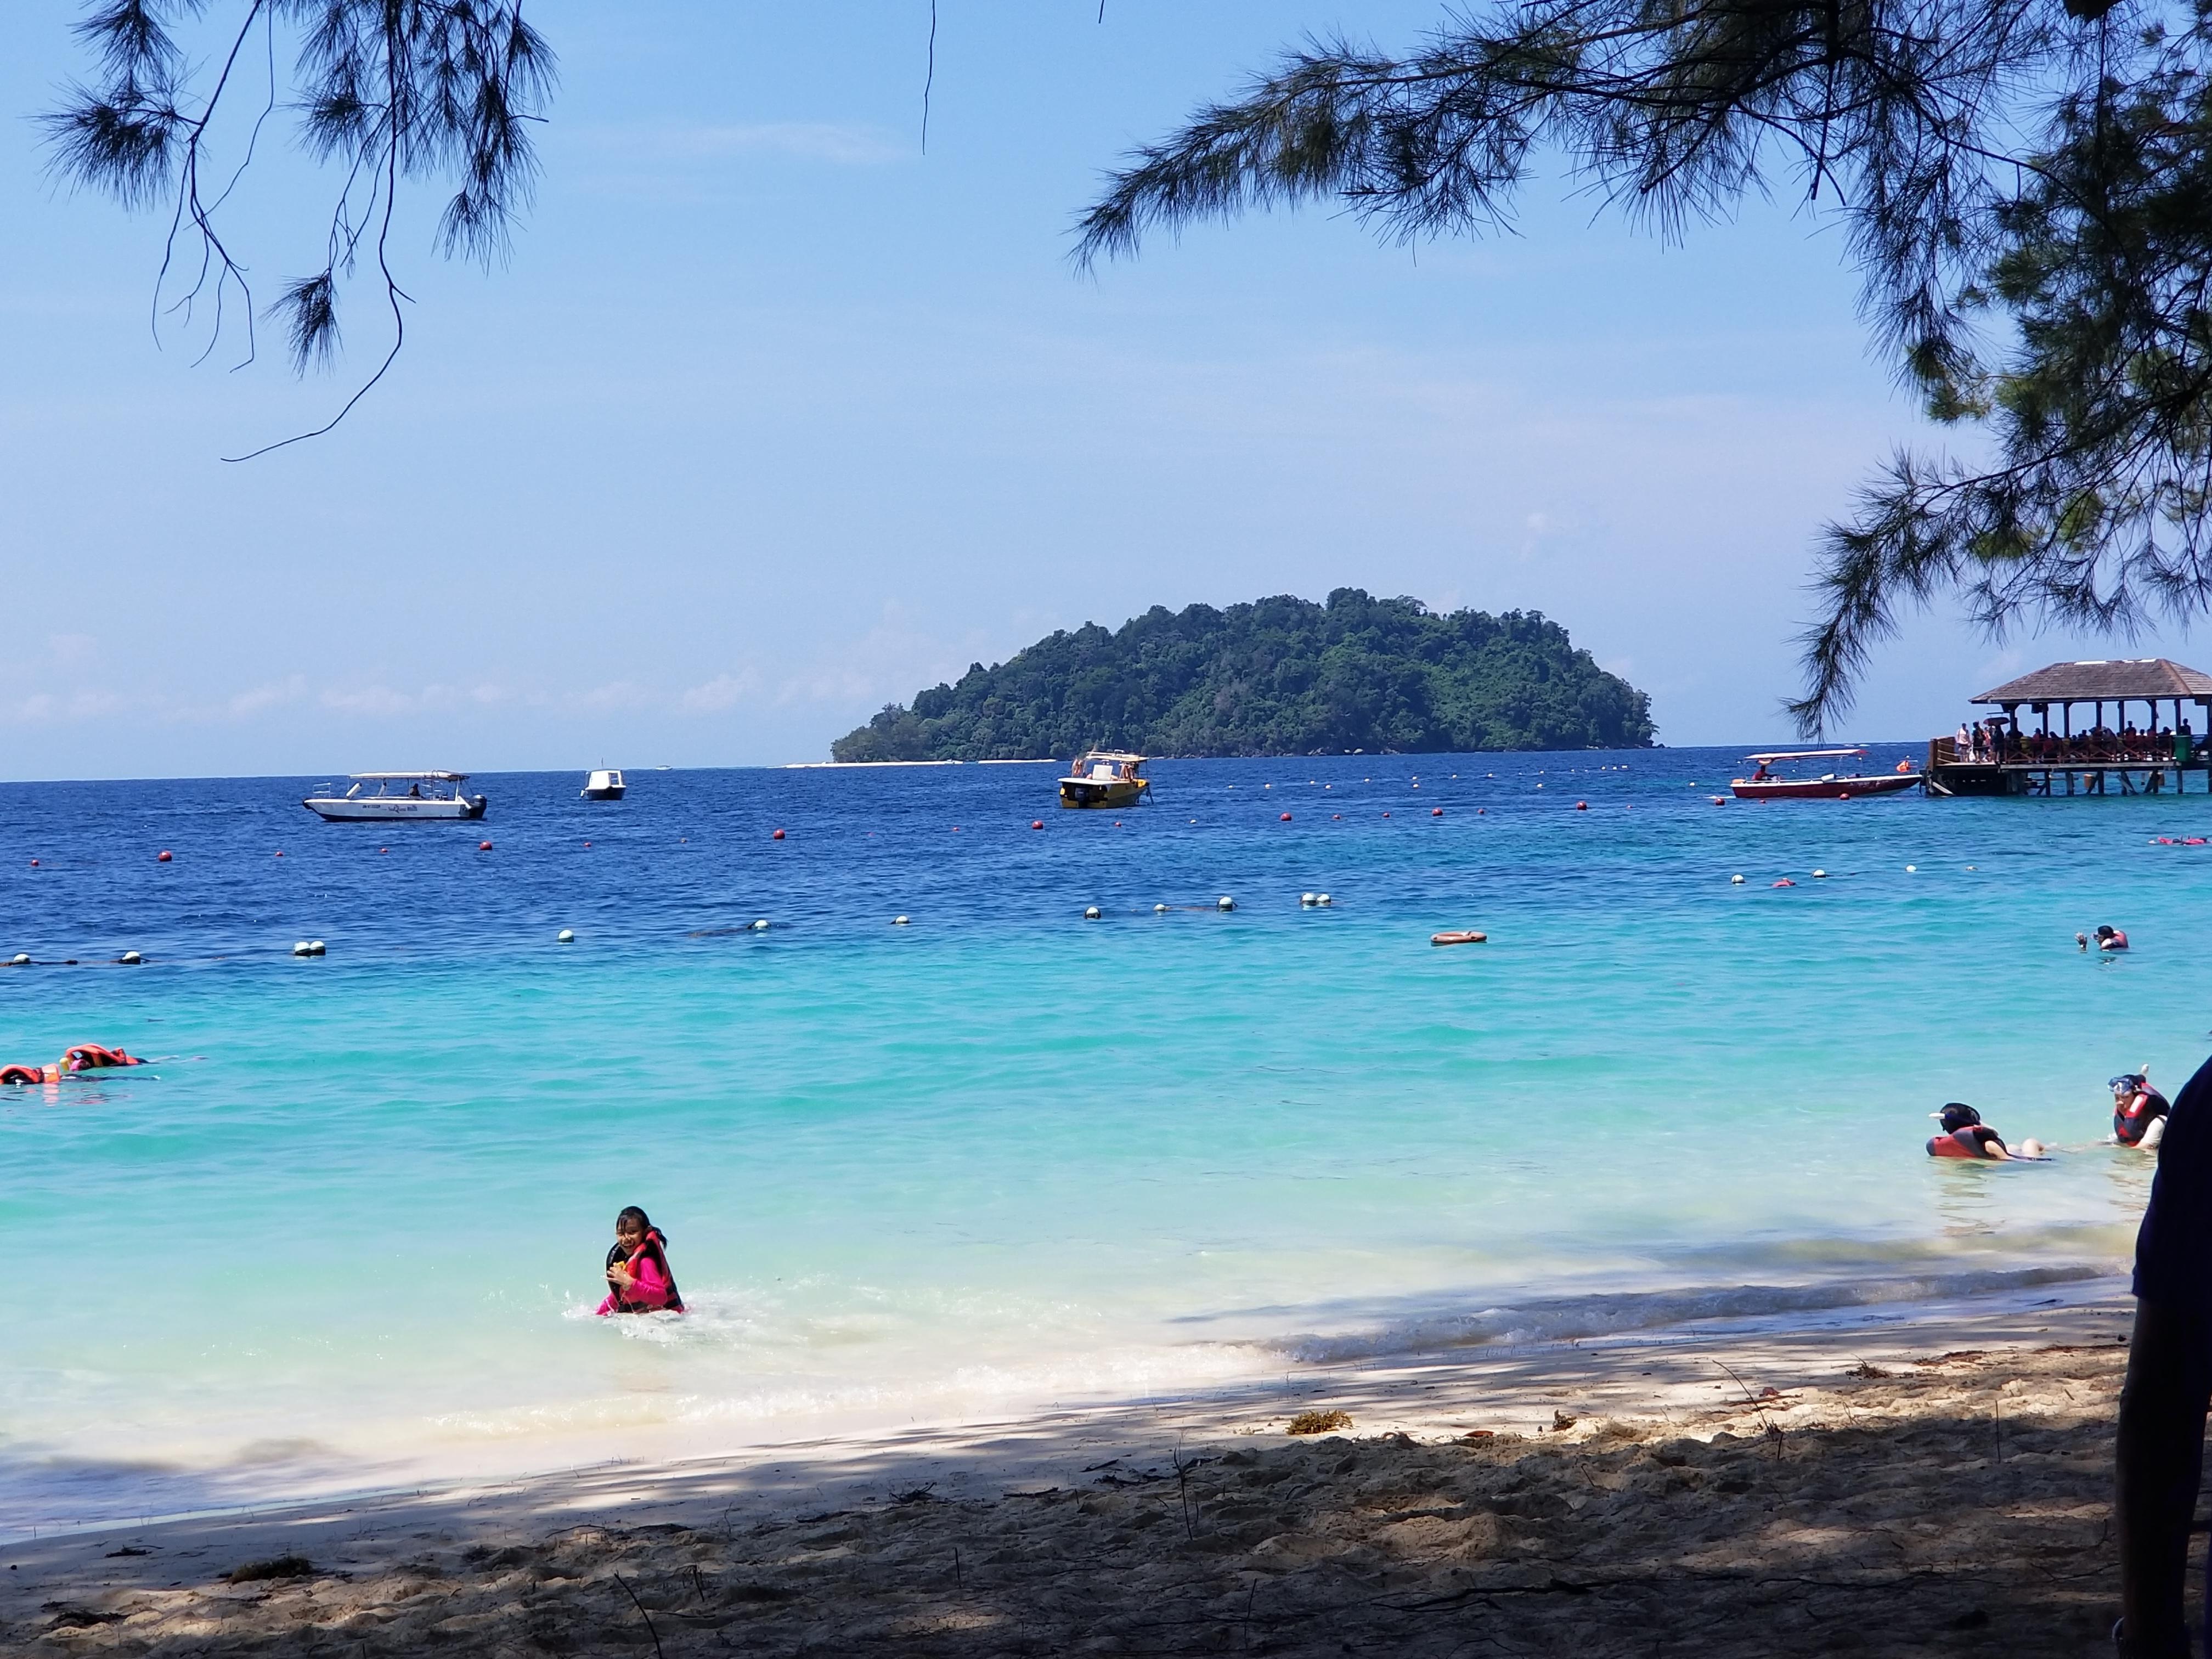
831,590,1655,760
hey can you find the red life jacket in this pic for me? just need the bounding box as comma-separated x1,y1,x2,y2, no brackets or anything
1928,1126,2005,1159
63,1044,140,1071
0,1064,47,1086
603,1229,684,1313
2115,1090,2171,1146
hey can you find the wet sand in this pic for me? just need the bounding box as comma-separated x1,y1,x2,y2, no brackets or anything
2,1289,2160,1656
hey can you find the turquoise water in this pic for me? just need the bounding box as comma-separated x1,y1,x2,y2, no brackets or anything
0,751,2190,1531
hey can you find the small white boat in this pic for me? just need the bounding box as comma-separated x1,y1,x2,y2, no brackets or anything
303,772,488,822
582,768,627,801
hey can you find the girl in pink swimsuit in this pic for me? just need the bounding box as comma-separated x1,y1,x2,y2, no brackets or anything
597,1206,684,1315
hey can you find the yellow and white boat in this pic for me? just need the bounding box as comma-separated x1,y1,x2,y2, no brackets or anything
1058,751,1152,809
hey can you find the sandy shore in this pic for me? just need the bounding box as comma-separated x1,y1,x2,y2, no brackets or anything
2,1286,2163,1656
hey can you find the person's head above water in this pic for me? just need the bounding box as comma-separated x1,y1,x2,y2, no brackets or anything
2096,925,2118,941
614,1205,659,1247
2112,1073,2147,1097
1934,1103,1983,1133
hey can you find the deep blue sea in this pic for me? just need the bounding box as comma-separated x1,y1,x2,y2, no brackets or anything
1,748,2191,1534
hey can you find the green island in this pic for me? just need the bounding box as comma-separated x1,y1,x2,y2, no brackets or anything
831,589,1655,760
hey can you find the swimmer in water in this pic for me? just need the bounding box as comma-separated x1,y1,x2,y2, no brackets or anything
596,1206,685,1316
1926,1102,2047,1160
2112,1070,2172,1149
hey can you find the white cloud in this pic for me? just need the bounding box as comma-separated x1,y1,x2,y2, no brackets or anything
680,670,760,713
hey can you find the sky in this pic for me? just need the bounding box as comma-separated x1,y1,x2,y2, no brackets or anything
0,1,2192,778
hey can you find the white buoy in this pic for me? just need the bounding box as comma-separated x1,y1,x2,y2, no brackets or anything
751,918,770,932
1905,864,1917,872
892,916,910,926
310,940,326,954
1730,874,1745,885
1154,903,1169,913
293,941,313,956
1316,894,1332,906
8,953,27,966
1217,895,1236,911
1084,906,1101,920
557,929,575,943
1300,891,1317,906
1812,869,1827,879
120,951,142,965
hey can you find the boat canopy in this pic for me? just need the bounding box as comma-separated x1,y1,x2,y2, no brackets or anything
1073,751,1145,763
350,771,469,782
1744,749,1867,763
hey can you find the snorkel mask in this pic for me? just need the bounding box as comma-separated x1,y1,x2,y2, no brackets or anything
1934,1102,1983,1134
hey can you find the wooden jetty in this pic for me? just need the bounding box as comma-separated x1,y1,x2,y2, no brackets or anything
1927,658,2212,795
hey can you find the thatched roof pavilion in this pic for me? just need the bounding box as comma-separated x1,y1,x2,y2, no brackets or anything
1973,658,2212,708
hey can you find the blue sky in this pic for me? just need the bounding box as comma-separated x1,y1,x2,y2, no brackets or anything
0,1,2185,778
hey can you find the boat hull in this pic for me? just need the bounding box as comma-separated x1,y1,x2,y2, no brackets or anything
1731,774,1921,800
303,795,488,821
1059,779,1149,809
581,786,626,801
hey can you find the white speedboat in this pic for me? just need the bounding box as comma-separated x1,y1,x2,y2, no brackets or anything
582,768,626,800
303,772,488,822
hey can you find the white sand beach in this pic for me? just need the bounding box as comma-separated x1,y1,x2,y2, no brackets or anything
3,1285,2151,1656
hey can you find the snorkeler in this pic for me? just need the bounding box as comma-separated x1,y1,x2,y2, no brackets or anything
2086,924,2131,951
597,1206,685,1315
2113,1070,2173,1150
1927,1102,2047,1160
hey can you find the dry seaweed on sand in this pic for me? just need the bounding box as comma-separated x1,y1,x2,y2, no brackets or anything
1285,1408,1352,1435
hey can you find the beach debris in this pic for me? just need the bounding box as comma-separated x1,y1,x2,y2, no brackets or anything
1847,1361,1892,1379
103,1547,150,1558
891,1484,936,1505
43,1605,123,1630
227,1555,314,1584
1551,1410,1579,1432
1286,1409,1352,1435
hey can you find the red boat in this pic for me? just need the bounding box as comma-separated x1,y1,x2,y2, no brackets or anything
1730,748,1922,800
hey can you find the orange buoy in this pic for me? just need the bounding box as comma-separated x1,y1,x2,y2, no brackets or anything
1477,808,1485,815
1431,807,1443,817
156,850,173,862
1333,813,1342,820
1431,930,1488,946
1383,811,1392,818
1711,796,1725,805
772,828,786,840
1576,801,1588,810
583,841,591,848
274,851,284,858
478,840,493,851
1031,820,1043,830
1838,791,1853,801
379,847,389,854
1773,878,1796,888
1280,812,1292,821
27,859,37,867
